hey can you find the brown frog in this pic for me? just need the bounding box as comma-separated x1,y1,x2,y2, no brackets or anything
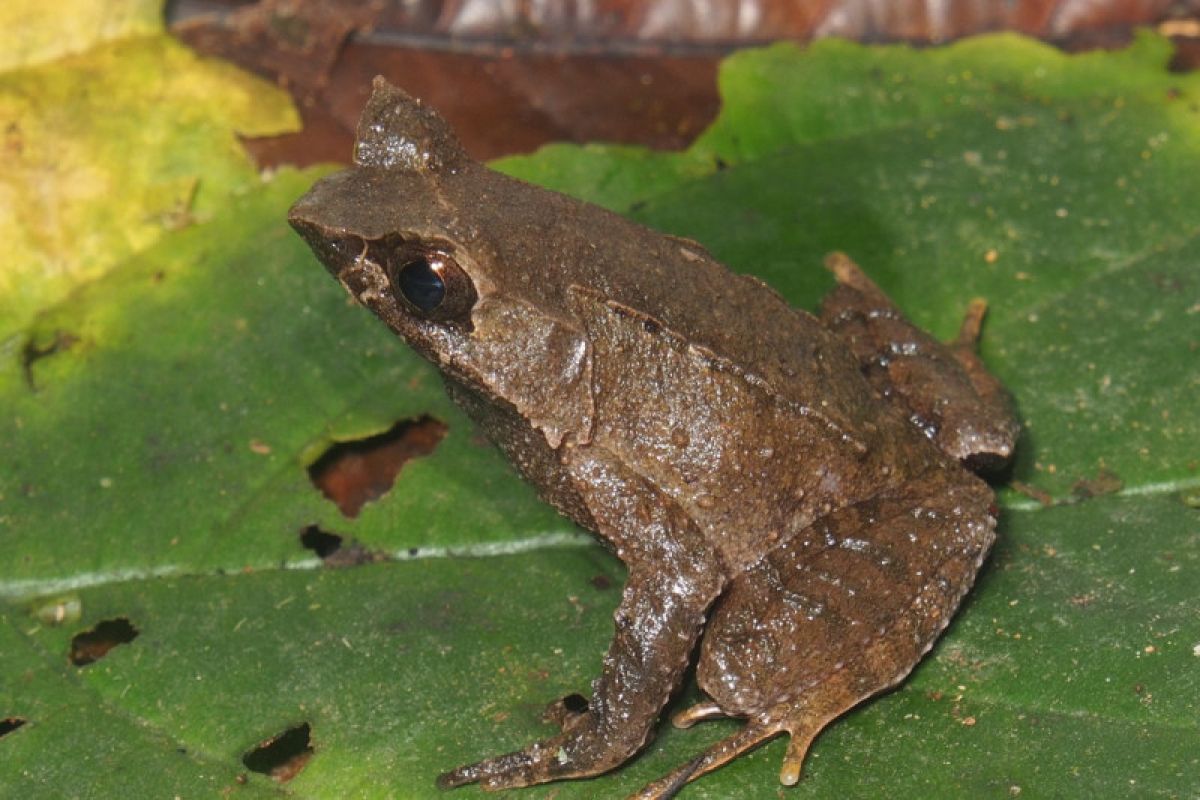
288,78,1019,798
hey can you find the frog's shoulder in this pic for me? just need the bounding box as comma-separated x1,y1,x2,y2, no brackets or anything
567,285,867,454
568,285,728,368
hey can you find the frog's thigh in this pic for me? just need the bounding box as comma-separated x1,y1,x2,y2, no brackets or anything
654,473,995,793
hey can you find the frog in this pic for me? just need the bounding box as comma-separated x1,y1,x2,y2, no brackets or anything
288,78,1020,798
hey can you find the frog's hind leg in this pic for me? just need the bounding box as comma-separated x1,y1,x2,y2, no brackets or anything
630,719,786,800
634,685,878,799
649,471,999,796
819,251,1019,467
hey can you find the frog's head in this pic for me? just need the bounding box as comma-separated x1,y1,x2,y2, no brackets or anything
288,78,592,448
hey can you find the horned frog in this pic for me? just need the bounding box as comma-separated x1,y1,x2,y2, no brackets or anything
288,78,1019,798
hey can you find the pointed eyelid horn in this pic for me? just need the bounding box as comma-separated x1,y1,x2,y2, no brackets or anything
352,76,469,174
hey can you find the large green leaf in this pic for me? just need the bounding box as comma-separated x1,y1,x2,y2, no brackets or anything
2,27,1197,800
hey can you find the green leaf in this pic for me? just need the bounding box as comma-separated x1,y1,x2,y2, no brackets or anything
2,29,1198,800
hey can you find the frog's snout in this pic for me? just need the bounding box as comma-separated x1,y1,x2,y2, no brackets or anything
288,211,357,281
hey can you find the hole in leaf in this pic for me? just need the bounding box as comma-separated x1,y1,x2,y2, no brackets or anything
69,617,139,666
0,717,27,738
299,525,343,559
307,416,447,517
299,525,388,568
242,722,314,782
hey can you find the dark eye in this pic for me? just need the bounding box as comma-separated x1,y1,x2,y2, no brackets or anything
397,257,445,312
386,247,476,323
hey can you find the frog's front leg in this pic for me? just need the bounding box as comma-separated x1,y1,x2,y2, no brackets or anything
438,450,725,791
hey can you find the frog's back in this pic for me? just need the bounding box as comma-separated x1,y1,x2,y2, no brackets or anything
442,164,881,439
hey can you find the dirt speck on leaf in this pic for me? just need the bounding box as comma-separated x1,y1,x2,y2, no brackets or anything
1071,468,1124,501
1011,480,1055,506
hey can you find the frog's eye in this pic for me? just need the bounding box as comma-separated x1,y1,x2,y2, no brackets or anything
396,257,445,311
387,247,477,323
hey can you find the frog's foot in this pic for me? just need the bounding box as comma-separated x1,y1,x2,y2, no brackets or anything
629,719,785,800
437,716,650,792
633,701,850,799
437,739,560,791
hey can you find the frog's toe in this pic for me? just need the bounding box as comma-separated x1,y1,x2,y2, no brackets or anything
778,727,817,786
436,757,488,789
437,745,591,791
438,738,591,790
437,746,543,791
436,761,479,789
670,700,726,729
440,722,648,791
629,720,782,800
